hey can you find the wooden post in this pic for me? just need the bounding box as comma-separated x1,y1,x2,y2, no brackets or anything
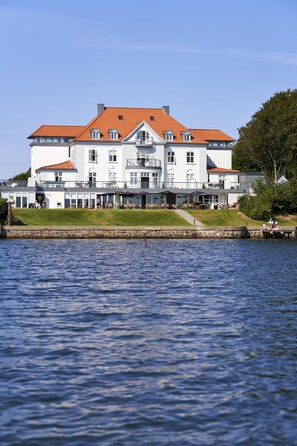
7,202,12,226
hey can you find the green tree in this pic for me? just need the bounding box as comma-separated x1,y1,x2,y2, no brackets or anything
0,198,8,223
234,89,297,183
9,167,31,181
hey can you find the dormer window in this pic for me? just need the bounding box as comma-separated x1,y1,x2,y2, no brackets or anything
90,129,100,139
108,129,119,140
163,130,174,142
181,131,191,142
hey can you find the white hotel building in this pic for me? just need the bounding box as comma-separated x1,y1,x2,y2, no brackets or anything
1,103,243,209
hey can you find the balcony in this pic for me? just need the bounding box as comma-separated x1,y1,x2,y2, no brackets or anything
126,159,161,169
135,137,154,146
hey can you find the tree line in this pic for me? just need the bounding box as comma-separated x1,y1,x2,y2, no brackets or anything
232,89,297,220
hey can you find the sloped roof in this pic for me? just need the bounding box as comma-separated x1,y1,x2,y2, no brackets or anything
28,107,235,145
28,125,85,139
37,160,75,171
190,129,235,142
207,167,240,173
74,107,207,144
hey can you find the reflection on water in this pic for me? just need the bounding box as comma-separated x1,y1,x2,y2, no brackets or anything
1,239,297,445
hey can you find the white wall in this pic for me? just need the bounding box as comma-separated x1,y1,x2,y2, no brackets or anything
207,149,232,169
31,144,69,174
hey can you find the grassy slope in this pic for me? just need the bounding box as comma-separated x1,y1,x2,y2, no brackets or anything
12,209,191,227
12,208,297,227
188,209,297,226
188,209,263,226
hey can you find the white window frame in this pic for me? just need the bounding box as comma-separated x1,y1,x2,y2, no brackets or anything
168,171,175,186
109,130,119,140
130,172,138,185
109,170,117,185
109,149,117,163
90,129,100,139
186,151,194,163
89,149,97,163
182,132,192,142
55,171,62,182
164,131,174,141
167,151,175,163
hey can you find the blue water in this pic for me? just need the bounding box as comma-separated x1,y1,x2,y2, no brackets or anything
1,239,297,445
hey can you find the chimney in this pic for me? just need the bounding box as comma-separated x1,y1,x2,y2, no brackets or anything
162,105,170,115
97,103,105,116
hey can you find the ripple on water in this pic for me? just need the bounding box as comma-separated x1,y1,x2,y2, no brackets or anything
0,239,297,445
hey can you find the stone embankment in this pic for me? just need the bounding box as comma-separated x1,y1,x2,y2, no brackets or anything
2,225,293,239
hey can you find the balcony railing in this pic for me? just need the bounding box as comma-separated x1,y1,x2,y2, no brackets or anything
135,137,154,146
126,159,161,168
0,179,242,191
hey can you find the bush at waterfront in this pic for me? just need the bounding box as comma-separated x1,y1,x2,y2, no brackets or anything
0,198,8,223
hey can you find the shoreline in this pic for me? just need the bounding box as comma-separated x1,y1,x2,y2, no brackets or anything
2,225,296,240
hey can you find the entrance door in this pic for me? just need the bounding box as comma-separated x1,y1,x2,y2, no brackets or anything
141,176,149,189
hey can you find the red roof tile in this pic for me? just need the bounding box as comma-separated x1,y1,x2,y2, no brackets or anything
37,160,75,170
190,129,235,142
28,125,85,138
74,107,207,144
207,167,240,173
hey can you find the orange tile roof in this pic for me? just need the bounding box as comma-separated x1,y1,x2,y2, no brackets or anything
74,107,207,144
28,125,85,138
190,129,235,142
207,167,240,173
37,160,75,170
28,108,235,145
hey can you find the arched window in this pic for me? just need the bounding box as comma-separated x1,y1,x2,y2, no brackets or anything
163,130,174,141
90,129,100,139
181,131,192,142
108,129,119,140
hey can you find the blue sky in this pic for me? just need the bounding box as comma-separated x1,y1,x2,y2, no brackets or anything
0,0,296,178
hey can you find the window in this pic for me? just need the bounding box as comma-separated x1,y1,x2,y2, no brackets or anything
109,129,118,140
109,170,117,185
186,171,195,186
182,132,191,142
89,149,97,163
136,130,150,144
118,115,123,120
90,129,100,139
89,171,96,186
164,131,174,141
186,151,194,163
150,116,155,121
152,172,158,186
168,172,175,186
55,171,62,182
130,172,138,185
167,151,175,163
109,150,117,162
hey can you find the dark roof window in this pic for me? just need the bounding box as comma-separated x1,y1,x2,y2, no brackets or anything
118,115,123,120
150,116,155,121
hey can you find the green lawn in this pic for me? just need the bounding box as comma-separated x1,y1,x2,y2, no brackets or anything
188,209,297,226
12,209,191,227
11,208,297,227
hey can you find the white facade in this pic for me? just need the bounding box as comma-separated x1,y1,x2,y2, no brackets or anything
1,104,241,209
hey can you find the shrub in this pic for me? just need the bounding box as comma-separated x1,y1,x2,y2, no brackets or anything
0,198,8,223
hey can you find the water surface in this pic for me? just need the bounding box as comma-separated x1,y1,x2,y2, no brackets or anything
1,239,297,445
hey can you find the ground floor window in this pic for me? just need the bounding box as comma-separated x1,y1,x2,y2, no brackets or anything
130,172,138,185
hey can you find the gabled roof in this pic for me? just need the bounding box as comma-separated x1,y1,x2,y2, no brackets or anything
28,107,235,145
207,167,240,173
37,160,75,171
74,107,207,144
28,125,85,139
190,129,235,142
